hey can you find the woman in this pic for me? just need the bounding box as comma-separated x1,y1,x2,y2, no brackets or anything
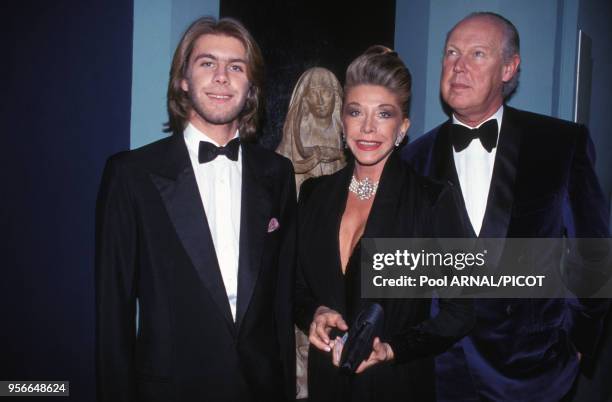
276,67,346,192
294,46,474,401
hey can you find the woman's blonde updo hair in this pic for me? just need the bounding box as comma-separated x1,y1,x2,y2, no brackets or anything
344,45,412,118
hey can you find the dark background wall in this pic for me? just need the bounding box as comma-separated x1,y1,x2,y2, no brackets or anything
220,0,397,150
577,0,612,201
1,1,133,401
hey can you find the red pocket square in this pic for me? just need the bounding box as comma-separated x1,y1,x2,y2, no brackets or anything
267,217,280,233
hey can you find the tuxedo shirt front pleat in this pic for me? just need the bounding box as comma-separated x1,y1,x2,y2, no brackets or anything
452,105,503,235
184,123,241,321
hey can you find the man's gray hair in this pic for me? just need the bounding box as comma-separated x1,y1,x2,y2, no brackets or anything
446,11,521,98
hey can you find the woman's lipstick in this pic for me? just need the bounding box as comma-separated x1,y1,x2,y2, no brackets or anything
355,140,382,151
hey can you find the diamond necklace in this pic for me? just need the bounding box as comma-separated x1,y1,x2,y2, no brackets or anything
349,175,379,200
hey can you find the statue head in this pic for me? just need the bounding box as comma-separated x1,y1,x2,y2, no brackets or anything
277,67,345,181
290,67,343,124
302,69,340,119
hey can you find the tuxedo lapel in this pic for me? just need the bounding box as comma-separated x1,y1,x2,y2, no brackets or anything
235,144,273,330
428,114,521,238
429,122,475,237
430,121,461,186
149,135,235,332
479,107,521,238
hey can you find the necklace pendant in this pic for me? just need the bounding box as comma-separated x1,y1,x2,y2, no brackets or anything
349,175,379,200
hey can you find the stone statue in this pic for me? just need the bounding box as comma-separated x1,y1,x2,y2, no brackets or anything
277,67,346,399
277,67,346,194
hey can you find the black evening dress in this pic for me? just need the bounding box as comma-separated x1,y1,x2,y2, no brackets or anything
295,152,475,402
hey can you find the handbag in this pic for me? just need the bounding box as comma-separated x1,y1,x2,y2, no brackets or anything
339,303,384,374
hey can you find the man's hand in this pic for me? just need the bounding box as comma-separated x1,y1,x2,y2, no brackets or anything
309,306,348,352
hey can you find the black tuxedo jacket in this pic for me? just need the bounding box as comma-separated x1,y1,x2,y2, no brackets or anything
96,134,296,402
403,106,610,400
295,153,474,402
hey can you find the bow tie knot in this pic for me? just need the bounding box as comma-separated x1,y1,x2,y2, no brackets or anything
198,138,240,163
451,119,498,152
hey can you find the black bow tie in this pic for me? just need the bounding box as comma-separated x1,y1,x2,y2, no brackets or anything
198,138,240,163
451,119,498,153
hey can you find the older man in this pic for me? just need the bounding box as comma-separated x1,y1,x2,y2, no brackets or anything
403,12,610,401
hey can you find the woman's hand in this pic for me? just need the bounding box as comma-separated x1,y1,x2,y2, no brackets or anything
355,337,394,373
309,306,348,352
331,336,394,373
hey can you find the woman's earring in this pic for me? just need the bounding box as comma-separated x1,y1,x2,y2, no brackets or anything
342,134,347,149
394,133,404,147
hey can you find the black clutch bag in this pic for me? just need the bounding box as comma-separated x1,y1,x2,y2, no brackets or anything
339,303,384,375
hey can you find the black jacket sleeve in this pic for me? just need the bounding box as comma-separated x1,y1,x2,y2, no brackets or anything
95,155,138,402
294,178,323,333
273,158,298,400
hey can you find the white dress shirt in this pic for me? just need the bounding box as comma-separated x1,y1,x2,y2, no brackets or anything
184,123,242,321
452,105,503,235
